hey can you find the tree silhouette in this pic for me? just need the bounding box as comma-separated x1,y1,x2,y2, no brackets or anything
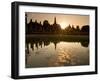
76,25,80,32
25,14,89,35
81,25,89,32
43,20,51,32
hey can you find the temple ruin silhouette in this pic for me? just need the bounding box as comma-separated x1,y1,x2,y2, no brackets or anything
25,13,89,35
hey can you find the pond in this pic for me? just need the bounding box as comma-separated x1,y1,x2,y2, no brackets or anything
25,35,89,68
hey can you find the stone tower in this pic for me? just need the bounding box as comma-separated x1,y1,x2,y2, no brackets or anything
54,17,57,24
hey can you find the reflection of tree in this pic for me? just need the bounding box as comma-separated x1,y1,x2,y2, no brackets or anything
44,41,50,46
25,13,89,35
25,36,89,53
25,36,89,67
80,41,89,47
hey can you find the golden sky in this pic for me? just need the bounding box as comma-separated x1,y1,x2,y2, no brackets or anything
26,12,89,29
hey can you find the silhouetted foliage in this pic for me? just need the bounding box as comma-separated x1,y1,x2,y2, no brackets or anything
25,13,89,35
81,25,89,32
79,25,89,35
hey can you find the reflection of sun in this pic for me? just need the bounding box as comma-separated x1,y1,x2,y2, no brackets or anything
48,49,71,66
60,22,68,29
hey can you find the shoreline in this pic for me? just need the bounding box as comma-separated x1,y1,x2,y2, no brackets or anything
26,34,89,37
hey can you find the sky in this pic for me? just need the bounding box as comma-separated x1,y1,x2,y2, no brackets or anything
26,12,89,29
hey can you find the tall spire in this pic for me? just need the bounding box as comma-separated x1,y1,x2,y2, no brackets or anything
54,17,57,24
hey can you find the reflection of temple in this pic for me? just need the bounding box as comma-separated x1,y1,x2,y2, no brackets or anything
25,36,89,54
54,41,57,50
26,40,58,53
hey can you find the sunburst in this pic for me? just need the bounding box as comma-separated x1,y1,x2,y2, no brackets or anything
60,22,68,29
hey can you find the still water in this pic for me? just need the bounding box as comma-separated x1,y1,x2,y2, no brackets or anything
25,35,89,68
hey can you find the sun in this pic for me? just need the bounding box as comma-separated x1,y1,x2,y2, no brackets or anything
60,22,68,29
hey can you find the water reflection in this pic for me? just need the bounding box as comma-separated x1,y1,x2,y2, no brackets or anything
26,35,89,52
48,49,71,66
25,35,89,68
80,41,89,47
